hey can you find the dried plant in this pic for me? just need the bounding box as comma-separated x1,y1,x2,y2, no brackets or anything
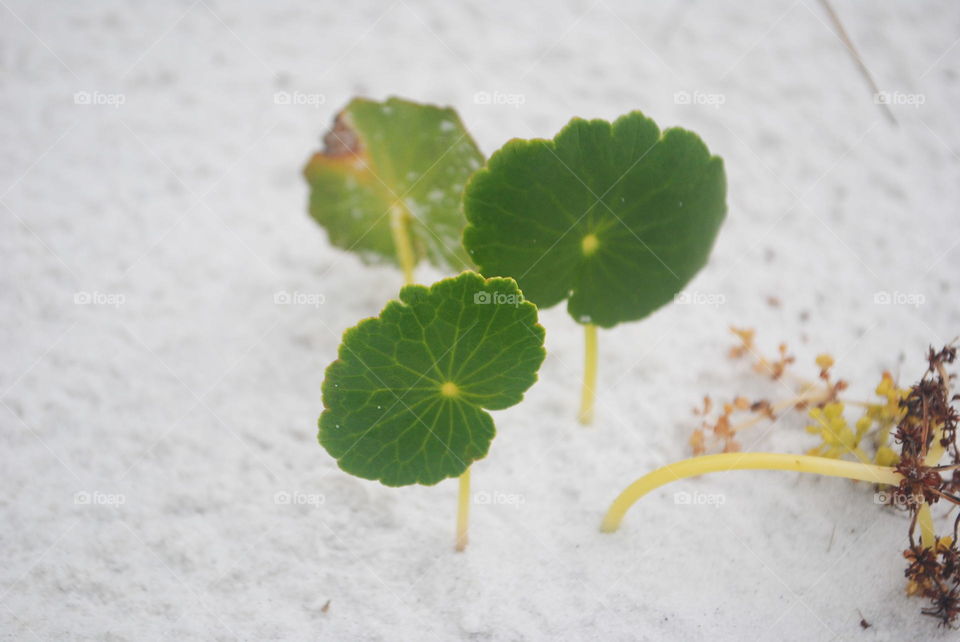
607,333,960,626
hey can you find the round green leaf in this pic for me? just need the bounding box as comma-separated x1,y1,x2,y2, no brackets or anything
462,111,726,328
319,271,546,486
303,96,484,271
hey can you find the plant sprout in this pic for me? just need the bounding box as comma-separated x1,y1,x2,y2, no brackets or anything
303,96,483,283
462,111,726,424
319,271,545,550
305,97,489,546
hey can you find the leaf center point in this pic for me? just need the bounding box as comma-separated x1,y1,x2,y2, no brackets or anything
440,381,460,398
581,233,599,256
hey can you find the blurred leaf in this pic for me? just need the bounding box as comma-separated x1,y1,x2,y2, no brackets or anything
304,96,484,271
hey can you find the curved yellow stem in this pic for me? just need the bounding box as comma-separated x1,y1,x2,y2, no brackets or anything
600,452,903,533
918,501,936,549
390,203,416,285
455,468,471,552
578,324,598,425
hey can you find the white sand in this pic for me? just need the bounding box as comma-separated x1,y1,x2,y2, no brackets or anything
3,1,959,639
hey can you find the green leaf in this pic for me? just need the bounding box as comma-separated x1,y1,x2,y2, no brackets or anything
462,111,726,328
303,96,484,271
319,271,545,486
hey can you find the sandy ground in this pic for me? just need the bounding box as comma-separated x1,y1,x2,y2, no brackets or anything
3,1,960,640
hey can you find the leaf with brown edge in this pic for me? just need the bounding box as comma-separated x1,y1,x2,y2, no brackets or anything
304,96,484,272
